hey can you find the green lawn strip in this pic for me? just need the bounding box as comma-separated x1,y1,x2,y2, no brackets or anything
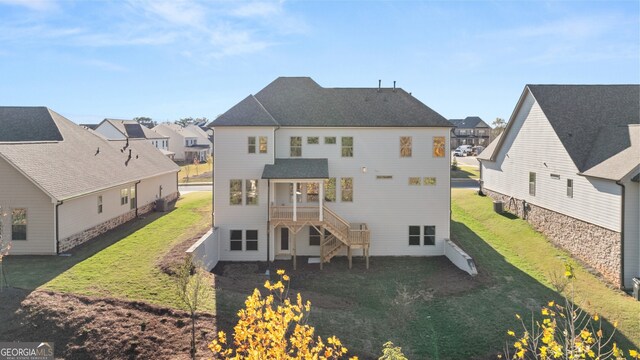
178,163,213,183
451,165,479,179
41,192,214,311
452,189,640,350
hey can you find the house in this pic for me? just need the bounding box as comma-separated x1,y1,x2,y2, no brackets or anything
478,85,640,290
153,123,211,162
449,116,491,148
185,124,214,153
94,118,174,159
0,107,180,255
210,77,455,269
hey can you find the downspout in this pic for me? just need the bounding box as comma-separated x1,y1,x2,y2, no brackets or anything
266,125,280,270
134,180,141,218
616,180,626,290
55,200,63,254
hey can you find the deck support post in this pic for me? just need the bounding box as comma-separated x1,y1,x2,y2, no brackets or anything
365,247,369,269
348,246,352,269
292,181,297,222
320,227,325,270
318,180,324,222
292,227,297,270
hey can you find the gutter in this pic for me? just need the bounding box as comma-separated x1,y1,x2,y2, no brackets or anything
134,180,141,217
267,125,280,269
616,180,626,290
55,200,63,254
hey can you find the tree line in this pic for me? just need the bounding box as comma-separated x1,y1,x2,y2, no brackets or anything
132,117,210,129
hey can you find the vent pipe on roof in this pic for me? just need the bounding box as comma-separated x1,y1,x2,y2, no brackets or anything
378,80,381,92
393,81,396,92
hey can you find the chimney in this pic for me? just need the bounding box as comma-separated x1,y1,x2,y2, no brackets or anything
378,79,381,92
393,81,396,92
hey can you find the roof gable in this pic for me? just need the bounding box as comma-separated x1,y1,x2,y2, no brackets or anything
449,116,489,129
213,77,452,128
0,107,63,142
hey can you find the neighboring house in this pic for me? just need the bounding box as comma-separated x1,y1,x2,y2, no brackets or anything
0,107,180,255
478,85,640,290
153,123,210,162
185,124,213,154
449,116,491,148
94,118,174,159
211,77,454,269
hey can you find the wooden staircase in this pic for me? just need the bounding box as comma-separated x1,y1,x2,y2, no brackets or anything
320,206,370,269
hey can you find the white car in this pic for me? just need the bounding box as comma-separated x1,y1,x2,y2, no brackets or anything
453,149,465,157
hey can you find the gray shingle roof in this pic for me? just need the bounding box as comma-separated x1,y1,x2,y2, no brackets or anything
0,106,64,142
0,108,179,200
449,116,489,129
262,158,329,179
101,119,167,140
580,125,639,181
213,77,452,128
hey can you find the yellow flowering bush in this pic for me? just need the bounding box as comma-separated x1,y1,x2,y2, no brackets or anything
209,269,357,359
501,264,640,360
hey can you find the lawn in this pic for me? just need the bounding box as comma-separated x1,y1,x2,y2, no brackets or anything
178,162,213,183
451,164,480,179
213,189,639,359
4,192,214,311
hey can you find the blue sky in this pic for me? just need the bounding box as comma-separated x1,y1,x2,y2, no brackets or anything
0,0,638,125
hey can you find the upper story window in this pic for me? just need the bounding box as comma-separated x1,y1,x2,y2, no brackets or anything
230,179,242,205
529,172,536,196
433,136,445,157
423,177,436,186
400,136,412,157
12,208,27,241
341,177,353,202
325,137,336,144
259,136,268,153
341,137,353,157
306,183,319,202
408,177,421,186
324,178,336,202
246,179,259,205
248,137,256,153
290,137,302,157
307,137,319,144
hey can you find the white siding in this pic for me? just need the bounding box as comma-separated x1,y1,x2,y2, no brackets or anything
481,92,622,231
95,122,126,140
154,125,187,160
214,126,451,260
623,178,640,288
0,158,55,254
59,172,177,239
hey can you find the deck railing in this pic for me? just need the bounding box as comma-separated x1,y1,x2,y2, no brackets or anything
270,206,320,221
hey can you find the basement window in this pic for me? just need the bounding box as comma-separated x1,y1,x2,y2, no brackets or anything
409,226,420,246
230,230,242,251
424,226,435,245
246,230,258,251
309,227,320,246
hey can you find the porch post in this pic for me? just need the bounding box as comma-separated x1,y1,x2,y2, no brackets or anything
269,180,275,218
292,228,297,270
293,181,297,222
318,180,324,222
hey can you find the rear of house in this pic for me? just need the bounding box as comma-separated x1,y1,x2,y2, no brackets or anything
478,85,640,289
0,107,179,255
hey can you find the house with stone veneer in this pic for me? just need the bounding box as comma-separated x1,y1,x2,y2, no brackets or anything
478,85,640,290
0,107,179,255
210,77,470,271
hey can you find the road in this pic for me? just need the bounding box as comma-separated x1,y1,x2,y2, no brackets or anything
179,185,212,193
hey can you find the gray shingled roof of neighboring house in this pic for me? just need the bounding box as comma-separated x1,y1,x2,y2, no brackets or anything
213,77,452,128
102,119,168,139
0,108,179,201
481,85,640,181
0,106,64,142
449,116,489,129
581,125,639,181
262,158,329,179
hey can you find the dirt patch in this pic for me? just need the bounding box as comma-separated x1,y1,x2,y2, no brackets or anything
0,290,216,360
157,229,210,275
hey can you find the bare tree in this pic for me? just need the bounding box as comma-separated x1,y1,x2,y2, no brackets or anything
175,255,212,360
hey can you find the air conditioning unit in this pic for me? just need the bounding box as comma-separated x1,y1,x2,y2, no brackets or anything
633,278,640,301
156,199,169,212
493,200,503,214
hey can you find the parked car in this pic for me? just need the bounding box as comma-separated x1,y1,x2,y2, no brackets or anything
471,146,485,156
455,145,473,156
453,149,465,157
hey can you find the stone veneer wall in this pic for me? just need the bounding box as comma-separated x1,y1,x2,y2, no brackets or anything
58,192,179,253
483,188,622,288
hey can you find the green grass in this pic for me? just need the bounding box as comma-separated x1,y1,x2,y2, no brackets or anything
451,165,480,179
179,163,213,183
5,193,213,310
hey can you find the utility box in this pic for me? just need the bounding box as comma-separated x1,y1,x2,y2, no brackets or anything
156,199,169,212
493,200,503,214
633,278,640,301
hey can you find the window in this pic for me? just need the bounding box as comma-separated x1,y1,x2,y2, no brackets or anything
230,179,242,205
246,230,258,251
409,226,420,246
400,136,412,157
567,179,573,198
424,226,435,245
11,209,27,241
289,183,303,203
376,175,393,180
341,137,353,157
230,230,242,251
248,136,256,154
529,172,536,196
120,188,129,205
309,227,320,246
341,177,353,202
97,196,103,214
423,177,436,186
130,186,136,210
259,136,268,154
246,179,259,205
408,177,421,186
324,178,336,202
325,137,336,144
290,137,302,157
307,137,319,144
433,136,445,157
306,183,319,202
